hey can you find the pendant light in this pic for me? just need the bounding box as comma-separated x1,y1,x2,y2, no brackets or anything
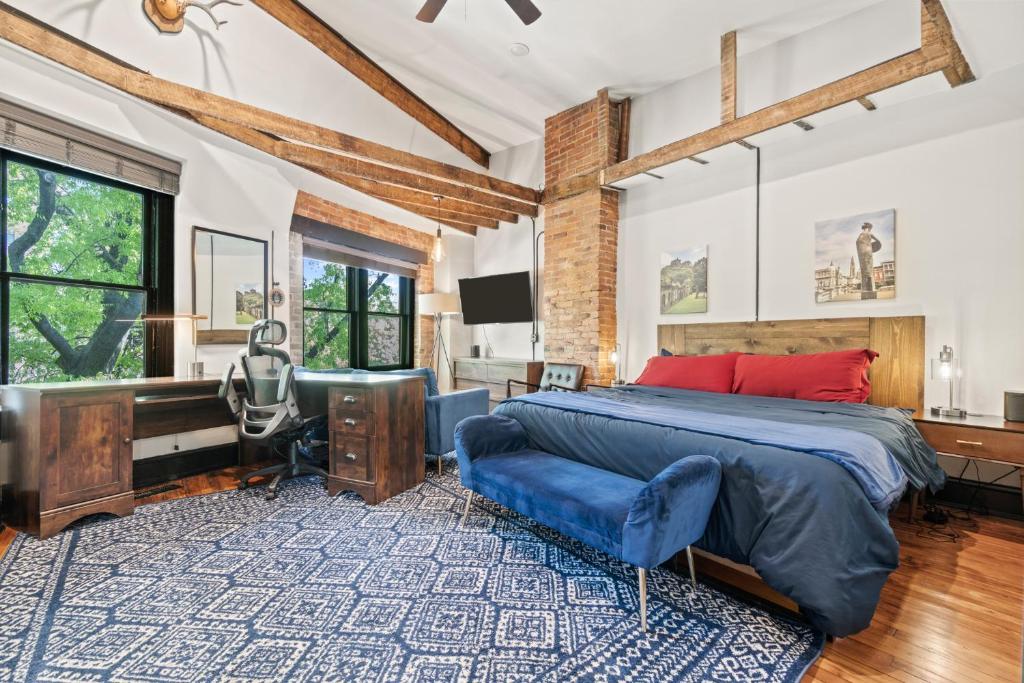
431,195,446,263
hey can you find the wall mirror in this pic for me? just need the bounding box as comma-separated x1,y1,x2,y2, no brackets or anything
192,226,268,345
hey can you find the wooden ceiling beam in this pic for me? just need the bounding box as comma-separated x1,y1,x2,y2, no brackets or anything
272,140,539,216
312,172,519,224
192,113,529,224
721,31,737,123
921,0,975,87
249,0,491,168
545,46,951,203
387,201,499,230
0,3,539,207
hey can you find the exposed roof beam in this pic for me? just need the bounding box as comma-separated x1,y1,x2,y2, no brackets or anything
545,46,952,203
921,0,975,87
721,31,737,123
0,3,539,210
249,0,491,168
856,96,877,111
387,200,498,230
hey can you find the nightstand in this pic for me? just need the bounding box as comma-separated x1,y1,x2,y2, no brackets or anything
914,413,1024,514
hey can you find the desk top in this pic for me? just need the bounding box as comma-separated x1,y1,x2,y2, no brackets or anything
0,375,227,395
1,371,423,396
914,412,1024,433
294,372,423,386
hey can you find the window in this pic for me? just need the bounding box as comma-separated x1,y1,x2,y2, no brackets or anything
1,152,174,384
302,257,414,371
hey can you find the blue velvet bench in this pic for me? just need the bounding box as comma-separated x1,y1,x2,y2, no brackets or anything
454,414,722,631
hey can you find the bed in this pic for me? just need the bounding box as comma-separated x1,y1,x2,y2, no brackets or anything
492,316,946,637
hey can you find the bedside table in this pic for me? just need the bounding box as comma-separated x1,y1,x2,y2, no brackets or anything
914,413,1024,514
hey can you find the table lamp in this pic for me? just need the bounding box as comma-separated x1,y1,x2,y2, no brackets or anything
418,292,461,383
610,344,625,385
930,344,966,418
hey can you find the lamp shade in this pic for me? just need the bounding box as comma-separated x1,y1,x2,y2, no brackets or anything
418,292,461,316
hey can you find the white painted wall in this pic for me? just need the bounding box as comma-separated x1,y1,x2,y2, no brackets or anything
471,138,545,361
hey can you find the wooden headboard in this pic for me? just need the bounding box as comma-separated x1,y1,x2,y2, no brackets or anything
656,316,925,415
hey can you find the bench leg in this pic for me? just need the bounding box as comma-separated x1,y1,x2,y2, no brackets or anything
686,546,697,586
461,491,474,525
438,456,443,476
638,567,648,633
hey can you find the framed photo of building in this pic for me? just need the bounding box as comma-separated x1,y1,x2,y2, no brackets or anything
660,246,708,314
815,209,895,303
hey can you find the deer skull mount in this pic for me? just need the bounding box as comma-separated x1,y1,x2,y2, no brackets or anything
143,0,243,34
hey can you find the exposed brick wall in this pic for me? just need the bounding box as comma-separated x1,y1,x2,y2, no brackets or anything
292,191,435,369
543,93,624,384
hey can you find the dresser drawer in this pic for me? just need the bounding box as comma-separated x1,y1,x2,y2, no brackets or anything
330,387,374,414
917,422,1024,466
455,360,488,381
486,363,527,385
332,436,374,482
334,411,375,436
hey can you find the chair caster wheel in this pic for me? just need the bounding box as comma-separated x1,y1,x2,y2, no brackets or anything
265,491,277,501
237,482,248,491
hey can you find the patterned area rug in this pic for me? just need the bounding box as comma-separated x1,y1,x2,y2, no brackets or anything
0,462,823,682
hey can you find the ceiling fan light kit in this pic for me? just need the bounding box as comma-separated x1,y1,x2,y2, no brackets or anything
417,0,542,25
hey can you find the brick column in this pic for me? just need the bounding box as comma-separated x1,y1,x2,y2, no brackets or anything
543,92,625,384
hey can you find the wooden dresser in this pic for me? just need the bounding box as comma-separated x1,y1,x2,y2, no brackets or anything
454,357,544,406
299,373,425,504
915,413,1024,512
1,376,237,539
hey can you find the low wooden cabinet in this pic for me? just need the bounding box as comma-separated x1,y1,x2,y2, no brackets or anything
4,388,135,538
454,357,544,406
323,374,426,504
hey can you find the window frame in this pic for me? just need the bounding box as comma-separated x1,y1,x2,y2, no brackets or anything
0,150,175,384
301,257,415,372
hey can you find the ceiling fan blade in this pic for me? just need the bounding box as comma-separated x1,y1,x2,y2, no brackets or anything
416,0,449,23
503,0,541,25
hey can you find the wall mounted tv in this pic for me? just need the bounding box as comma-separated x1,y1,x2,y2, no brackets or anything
458,271,533,325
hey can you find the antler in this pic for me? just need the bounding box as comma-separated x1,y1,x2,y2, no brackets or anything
183,0,243,29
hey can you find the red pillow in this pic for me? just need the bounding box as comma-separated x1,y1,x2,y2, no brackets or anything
634,353,743,394
732,349,879,403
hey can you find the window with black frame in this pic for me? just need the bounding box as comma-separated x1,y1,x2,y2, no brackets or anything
302,256,414,371
0,152,174,384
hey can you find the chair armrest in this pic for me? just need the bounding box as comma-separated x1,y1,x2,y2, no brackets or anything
424,388,491,455
621,455,722,569
454,415,529,487
507,377,543,398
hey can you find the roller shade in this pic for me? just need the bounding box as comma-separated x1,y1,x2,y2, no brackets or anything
0,97,181,195
303,237,420,280
292,214,427,279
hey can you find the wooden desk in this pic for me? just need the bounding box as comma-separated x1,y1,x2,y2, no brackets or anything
1,376,238,539
295,372,425,505
915,413,1024,513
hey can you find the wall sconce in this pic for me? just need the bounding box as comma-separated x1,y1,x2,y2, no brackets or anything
611,343,625,386
930,344,966,418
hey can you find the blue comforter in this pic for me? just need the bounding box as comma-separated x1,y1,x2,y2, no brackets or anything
494,386,945,636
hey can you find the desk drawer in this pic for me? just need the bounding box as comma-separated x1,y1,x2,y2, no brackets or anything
332,436,373,482
334,412,375,436
330,387,374,414
917,422,1024,466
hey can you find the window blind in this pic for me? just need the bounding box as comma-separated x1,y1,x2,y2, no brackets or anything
0,97,181,195
303,237,420,280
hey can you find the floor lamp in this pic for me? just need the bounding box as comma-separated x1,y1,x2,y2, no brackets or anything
418,293,460,388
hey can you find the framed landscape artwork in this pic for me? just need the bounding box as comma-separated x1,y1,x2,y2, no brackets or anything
660,246,708,314
815,209,896,304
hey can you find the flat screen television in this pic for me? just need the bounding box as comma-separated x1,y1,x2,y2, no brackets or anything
458,271,533,325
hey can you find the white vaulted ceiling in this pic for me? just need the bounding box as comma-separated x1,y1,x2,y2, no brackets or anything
4,0,1024,163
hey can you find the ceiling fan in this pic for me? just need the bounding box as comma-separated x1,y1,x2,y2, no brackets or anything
416,0,541,25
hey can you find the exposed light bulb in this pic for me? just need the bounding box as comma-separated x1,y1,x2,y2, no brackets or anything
610,350,619,365
432,226,445,263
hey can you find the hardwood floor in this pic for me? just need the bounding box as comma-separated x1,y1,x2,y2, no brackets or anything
0,469,1020,681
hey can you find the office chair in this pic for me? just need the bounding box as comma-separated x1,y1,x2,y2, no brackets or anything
220,319,328,500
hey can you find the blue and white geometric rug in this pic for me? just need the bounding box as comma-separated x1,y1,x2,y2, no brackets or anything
0,463,823,682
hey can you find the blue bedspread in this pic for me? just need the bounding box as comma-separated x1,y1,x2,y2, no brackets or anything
494,387,945,636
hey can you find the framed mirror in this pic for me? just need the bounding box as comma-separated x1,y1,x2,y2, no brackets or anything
192,227,268,345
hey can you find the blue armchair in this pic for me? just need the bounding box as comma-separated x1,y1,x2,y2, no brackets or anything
312,367,489,472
